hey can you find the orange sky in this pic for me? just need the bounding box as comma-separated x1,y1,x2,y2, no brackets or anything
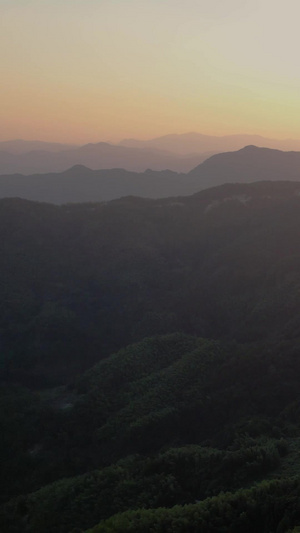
1,0,300,143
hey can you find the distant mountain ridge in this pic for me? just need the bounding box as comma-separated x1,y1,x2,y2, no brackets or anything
0,142,205,175
1,146,300,204
120,132,300,154
2,132,300,176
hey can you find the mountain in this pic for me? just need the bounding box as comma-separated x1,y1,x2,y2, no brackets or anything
0,166,186,204
1,179,300,386
1,146,300,204
120,131,300,154
189,145,300,186
3,182,300,531
0,142,205,175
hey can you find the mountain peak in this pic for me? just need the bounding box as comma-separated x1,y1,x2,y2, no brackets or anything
241,145,260,150
63,164,92,174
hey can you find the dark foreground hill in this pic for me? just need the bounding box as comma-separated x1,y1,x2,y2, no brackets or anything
2,332,300,532
1,146,300,203
3,182,300,531
2,179,300,384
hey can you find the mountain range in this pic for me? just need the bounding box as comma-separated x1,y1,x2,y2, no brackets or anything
0,142,205,175
1,146,300,204
2,132,300,176
120,131,300,154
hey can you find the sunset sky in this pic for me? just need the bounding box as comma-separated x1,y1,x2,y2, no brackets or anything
1,0,300,143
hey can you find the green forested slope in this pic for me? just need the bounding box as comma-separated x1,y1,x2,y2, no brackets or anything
2,332,300,532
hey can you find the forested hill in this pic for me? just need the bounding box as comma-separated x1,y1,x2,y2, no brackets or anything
3,181,300,531
2,179,300,386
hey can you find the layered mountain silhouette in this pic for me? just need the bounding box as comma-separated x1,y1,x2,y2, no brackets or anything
0,142,204,175
1,146,300,204
120,132,300,154
3,132,300,176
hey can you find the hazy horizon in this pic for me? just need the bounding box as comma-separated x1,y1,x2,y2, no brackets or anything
2,0,300,144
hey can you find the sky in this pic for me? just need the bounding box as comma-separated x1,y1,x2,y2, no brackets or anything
1,0,300,143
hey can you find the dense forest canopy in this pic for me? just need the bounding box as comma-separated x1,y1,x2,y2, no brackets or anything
2,181,300,531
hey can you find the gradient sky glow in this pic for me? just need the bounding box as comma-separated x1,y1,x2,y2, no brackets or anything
1,0,300,143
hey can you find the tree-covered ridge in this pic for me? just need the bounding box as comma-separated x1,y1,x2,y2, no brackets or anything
2,332,300,531
0,439,287,533
2,181,300,387
1,334,225,502
86,477,300,533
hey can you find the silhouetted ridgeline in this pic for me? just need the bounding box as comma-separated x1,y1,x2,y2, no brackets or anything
0,146,300,203
0,142,204,175
5,131,300,175
120,131,300,154
189,145,300,186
